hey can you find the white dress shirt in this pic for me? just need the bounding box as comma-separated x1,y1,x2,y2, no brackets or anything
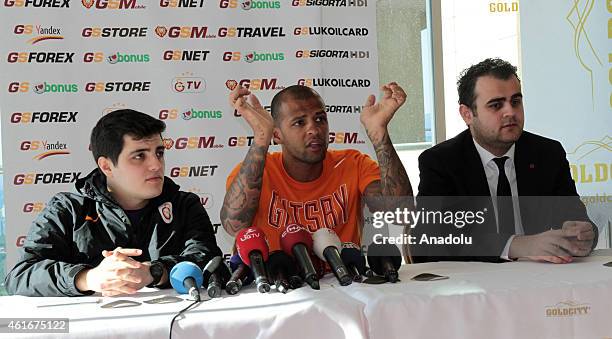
472,139,524,259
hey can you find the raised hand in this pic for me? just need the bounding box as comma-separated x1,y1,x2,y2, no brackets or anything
360,82,407,141
229,86,274,145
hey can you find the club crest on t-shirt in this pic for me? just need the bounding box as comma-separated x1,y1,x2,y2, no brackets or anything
158,202,173,224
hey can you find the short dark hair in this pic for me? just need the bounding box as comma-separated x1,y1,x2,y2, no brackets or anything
90,109,165,165
270,85,324,124
457,58,520,111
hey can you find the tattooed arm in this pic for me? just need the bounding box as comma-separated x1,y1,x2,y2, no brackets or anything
361,83,414,208
220,87,274,236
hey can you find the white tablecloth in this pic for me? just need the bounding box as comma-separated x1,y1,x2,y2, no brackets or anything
2,250,612,339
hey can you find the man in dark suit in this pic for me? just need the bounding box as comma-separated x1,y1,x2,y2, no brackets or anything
413,58,597,264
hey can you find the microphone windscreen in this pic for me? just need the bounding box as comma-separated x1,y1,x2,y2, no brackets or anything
170,261,204,294
312,228,342,260
280,224,313,255
366,243,402,274
341,244,366,275
236,227,269,266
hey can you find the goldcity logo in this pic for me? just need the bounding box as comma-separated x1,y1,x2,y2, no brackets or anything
84,81,151,92
20,140,70,160
81,0,145,9
293,26,368,36
8,81,78,94
295,50,369,59
219,0,280,10
545,301,591,317
225,78,282,91
162,136,222,150
162,50,210,61
222,51,284,62
159,108,222,120
82,52,150,63
10,111,78,123
169,165,219,177
7,52,74,63
13,24,64,44
291,0,367,6
154,26,210,38
13,172,80,185
81,26,147,38
216,26,285,38
172,73,205,93
160,0,204,7
298,78,371,88
4,0,69,7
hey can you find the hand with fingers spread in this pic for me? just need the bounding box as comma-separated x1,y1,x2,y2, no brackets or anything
360,82,407,142
508,225,594,264
76,247,153,296
229,86,274,145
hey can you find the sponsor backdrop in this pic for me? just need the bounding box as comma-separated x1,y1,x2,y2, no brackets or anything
0,0,378,271
520,0,612,246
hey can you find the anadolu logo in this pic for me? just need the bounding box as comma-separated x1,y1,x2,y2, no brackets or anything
33,82,78,94
172,73,205,93
13,24,64,44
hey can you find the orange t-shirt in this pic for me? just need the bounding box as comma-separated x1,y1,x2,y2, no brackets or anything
226,149,381,252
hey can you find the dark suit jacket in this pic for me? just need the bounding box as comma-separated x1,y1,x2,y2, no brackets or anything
412,129,596,262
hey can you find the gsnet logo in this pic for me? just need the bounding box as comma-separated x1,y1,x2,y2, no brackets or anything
20,140,70,160
222,51,284,63
82,26,147,38
172,73,205,93
8,81,78,94
160,0,204,8
163,50,210,62
82,52,150,63
217,26,285,38
298,78,371,88
219,0,280,10
154,26,211,39
4,0,70,7
85,81,151,92
163,136,222,150
81,0,145,9
225,78,282,91
14,24,64,44
7,52,74,63
159,108,222,120
10,111,78,124
291,0,368,7
13,172,80,185
170,165,219,177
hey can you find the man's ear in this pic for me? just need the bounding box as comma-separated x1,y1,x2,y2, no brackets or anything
272,127,282,145
97,156,113,178
459,104,474,126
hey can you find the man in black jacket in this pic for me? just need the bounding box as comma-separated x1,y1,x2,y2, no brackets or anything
5,109,222,297
413,58,597,264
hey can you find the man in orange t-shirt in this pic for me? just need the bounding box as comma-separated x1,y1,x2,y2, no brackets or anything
221,84,413,252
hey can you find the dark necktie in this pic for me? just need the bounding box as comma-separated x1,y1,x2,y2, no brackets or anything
493,157,515,235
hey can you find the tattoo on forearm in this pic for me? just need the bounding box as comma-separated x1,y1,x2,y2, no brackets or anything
221,143,268,234
370,132,413,197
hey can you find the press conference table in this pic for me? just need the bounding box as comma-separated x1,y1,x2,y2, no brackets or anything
1,250,612,339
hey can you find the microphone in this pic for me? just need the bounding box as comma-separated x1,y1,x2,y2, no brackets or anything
312,228,352,286
280,224,320,290
366,243,402,283
202,256,222,298
340,242,366,282
236,227,271,293
170,261,204,301
226,254,253,295
267,251,296,294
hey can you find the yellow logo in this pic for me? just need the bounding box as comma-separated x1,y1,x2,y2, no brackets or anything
545,300,590,317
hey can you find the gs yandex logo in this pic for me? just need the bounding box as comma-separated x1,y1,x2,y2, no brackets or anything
172,73,205,93
219,0,280,10
13,172,80,185
159,108,222,120
329,132,364,144
170,165,219,177
85,81,151,92
223,51,284,63
162,136,222,150
14,24,64,44
225,78,282,91
160,0,204,7
154,26,211,39
83,52,150,63
163,50,209,62
20,140,70,160
10,111,78,124
3,0,70,7
23,202,45,213
81,0,145,9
